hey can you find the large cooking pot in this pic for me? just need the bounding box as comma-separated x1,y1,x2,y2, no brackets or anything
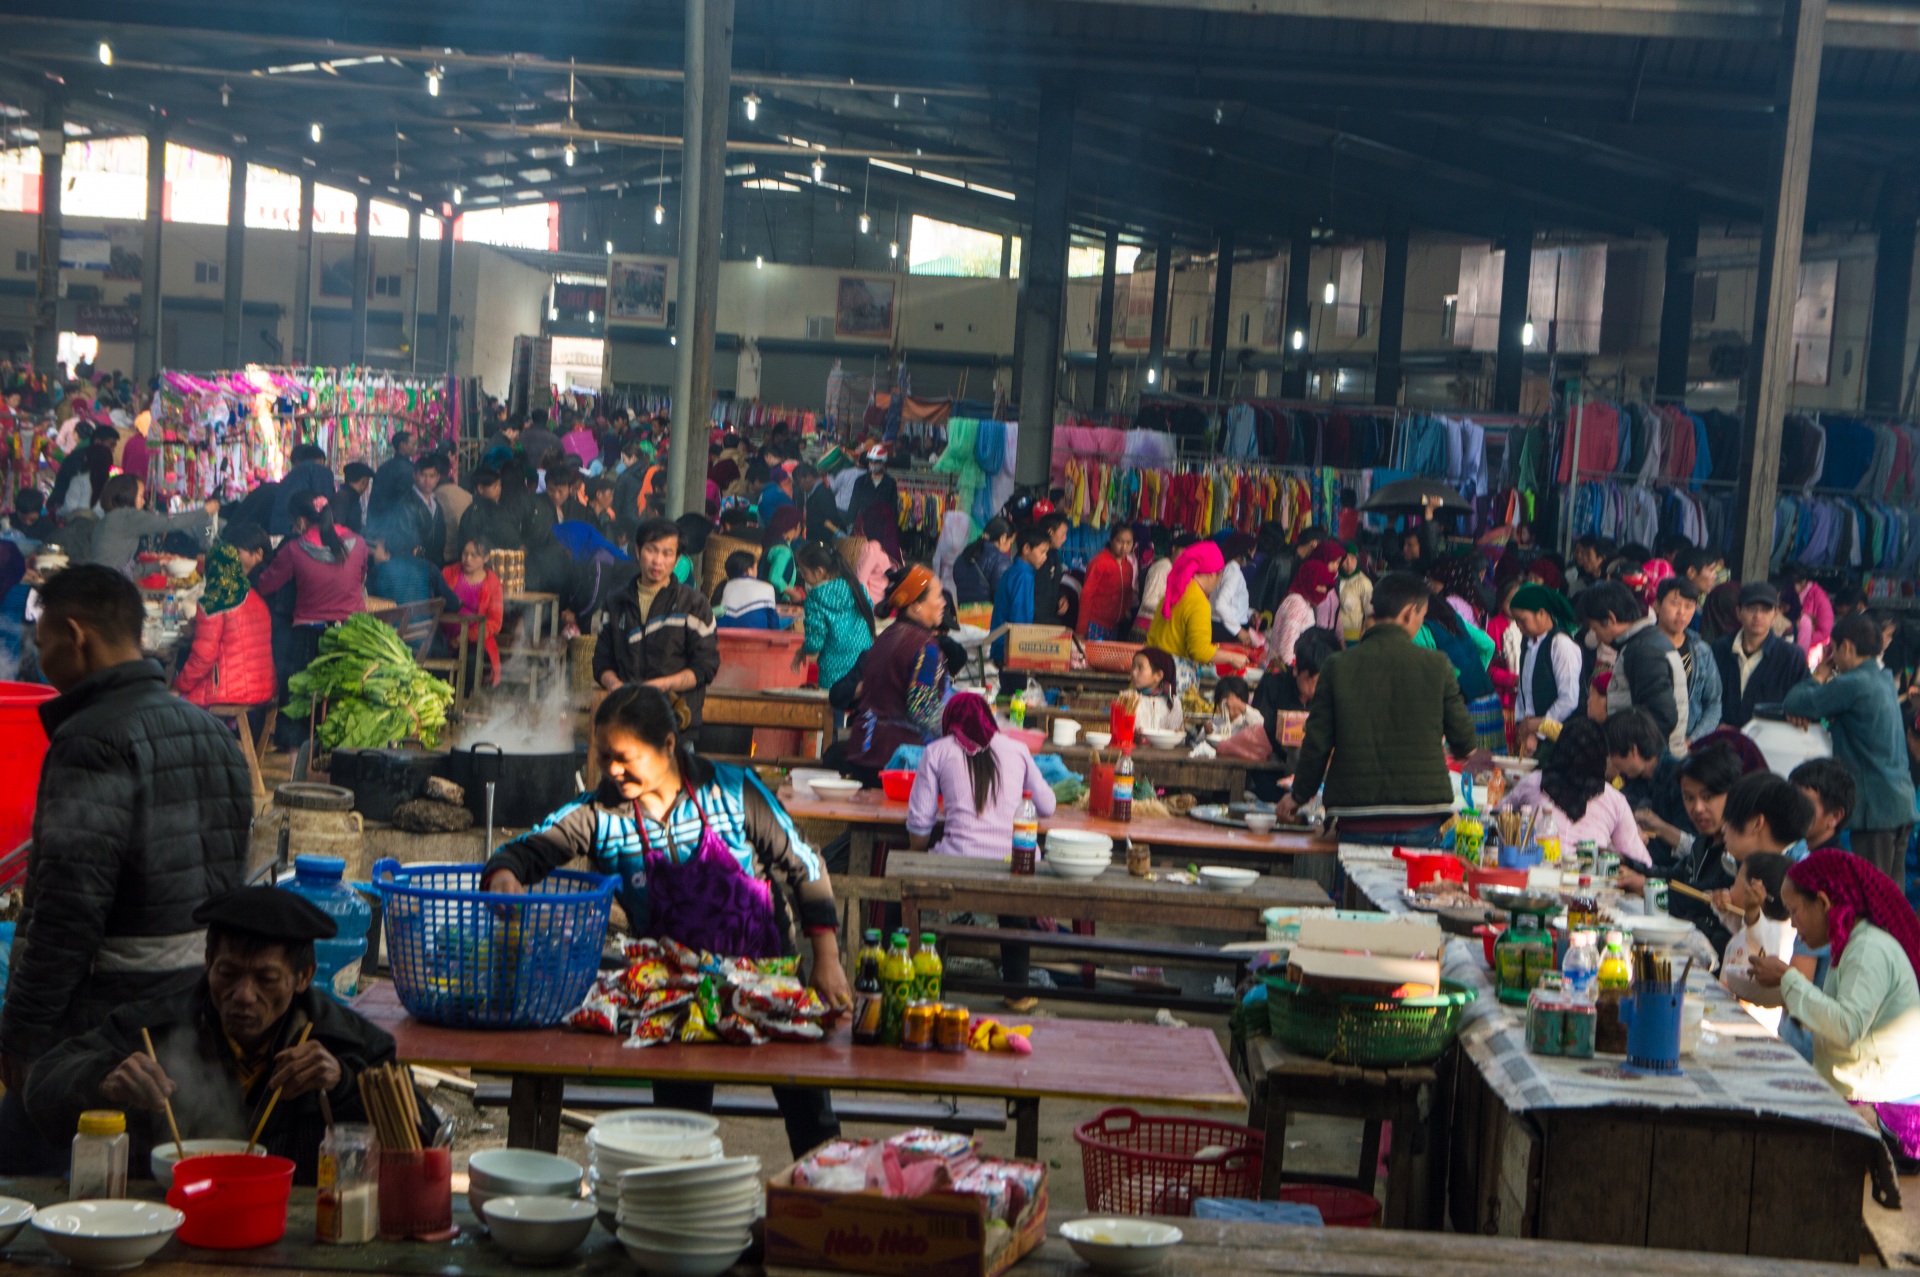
326,748,444,822
442,742,585,829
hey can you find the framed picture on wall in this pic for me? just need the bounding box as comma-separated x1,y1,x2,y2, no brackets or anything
836,276,895,340
609,259,669,325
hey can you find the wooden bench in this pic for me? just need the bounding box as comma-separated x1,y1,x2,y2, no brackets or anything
469,1081,1008,1135
928,922,1250,1013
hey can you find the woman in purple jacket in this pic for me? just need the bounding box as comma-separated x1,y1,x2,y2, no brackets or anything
256,492,368,745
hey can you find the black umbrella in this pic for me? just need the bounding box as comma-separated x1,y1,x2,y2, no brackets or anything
1361,476,1470,513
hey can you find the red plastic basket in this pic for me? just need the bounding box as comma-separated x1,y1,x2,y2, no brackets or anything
1277,1185,1382,1228
1073,1107,1262,1215
1084,640,1144,674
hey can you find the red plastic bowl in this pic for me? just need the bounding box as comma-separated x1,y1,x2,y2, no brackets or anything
1392,848,1466,889
167,1153,295,1249
879,769,917,802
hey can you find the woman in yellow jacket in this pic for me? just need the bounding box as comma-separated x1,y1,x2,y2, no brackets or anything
1147,540,1249,691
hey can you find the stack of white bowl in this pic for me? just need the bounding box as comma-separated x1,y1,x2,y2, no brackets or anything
587,1110,724,1231
1043,830,1113,880
615,1156,762,1277
468,1147,586,1219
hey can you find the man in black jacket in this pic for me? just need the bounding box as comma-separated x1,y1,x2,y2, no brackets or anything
1713,581,1810,728
1581,580,1688,753
798,463,843,542
368,430,418,521
0,565,251,1172
593,519,721,742
25,888,424,1184
458,467,523,553
1031,512,1071,624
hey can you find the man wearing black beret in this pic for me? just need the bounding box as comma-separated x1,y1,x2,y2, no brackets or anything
23,887,427,1183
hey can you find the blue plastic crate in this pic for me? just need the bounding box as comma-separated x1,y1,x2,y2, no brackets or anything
373,857,617,1029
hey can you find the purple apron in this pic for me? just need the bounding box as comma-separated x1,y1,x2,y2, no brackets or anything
634,788,783,959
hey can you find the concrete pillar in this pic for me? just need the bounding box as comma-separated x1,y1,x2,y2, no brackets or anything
1000,232,1013,280
292,176,314,364
1864,182,1916,415
1147,227,1172,391
437,215,455,374
1656,212,1699,402
1207,228,1234,398
1494,220,1534,413
221,157,247,368
667,0,735,517
350,190,371,363
1735,0,1827,578
406,207,423,375
133,122,166,383
1280,228,1311,399
1013,80,1074,487
32,93,63,373
1092,228,1119,410
1375,219,1409,407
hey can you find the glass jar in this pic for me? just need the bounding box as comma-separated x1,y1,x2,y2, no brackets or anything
70,1110,128,1200
317,1124,378,1243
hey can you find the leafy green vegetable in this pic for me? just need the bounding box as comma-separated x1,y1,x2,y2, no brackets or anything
287,613,456,750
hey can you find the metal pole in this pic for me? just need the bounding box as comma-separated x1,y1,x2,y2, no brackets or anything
1280,227,1311,399
406,207,423,375
221,156,247,367
292,176,314,364
32,92,63,374
350,191,372,364
1012,80,1074,488
679,0,734,516
1493,220,1533,412
1092,227,1119,411
1375,218,1409,407
666,0,708,519
1207,227,1234,398
436,216,456,374
1147,228,1172,391
133,121,166,384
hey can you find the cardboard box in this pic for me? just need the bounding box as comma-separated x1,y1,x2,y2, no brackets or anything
1295,913,1444,959
764,1158,1048,1277
1285,947,1441,997
1278,711,1308,747
996,624,1074,672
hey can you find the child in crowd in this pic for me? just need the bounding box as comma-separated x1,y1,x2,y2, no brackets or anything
1720,851,1800,1028
1335,545,1372,644
1209,674,1264,736
1128,646,1186,736
714,549,783,630
793,539,875,692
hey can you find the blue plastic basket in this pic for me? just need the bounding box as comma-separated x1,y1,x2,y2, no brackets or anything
372,857,617,1029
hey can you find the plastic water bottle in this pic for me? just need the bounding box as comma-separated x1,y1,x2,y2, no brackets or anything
1562,930,1601,1005
1012,791,1039,875
282,855,372,1002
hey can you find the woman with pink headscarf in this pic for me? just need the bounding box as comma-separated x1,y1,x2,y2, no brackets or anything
1270,541,1343,669
1146,541,1247,690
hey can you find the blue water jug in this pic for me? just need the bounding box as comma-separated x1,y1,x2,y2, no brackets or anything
282,855,372,1003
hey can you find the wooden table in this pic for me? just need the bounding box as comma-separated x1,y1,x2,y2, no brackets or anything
505,590,560,642
886,851,1325,935
704,689,833,759
1042,742,1283,798
357,981,1243,1158
0,1188,1870,1277
779,787,1335,877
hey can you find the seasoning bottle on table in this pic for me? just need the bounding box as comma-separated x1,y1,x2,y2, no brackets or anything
70,1110,128,1200
851,931,885,1047
317,1124,378,1244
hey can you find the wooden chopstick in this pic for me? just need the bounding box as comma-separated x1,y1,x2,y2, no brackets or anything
247,1022,312,1152
140,1027,185,1162
1664,878,1715,904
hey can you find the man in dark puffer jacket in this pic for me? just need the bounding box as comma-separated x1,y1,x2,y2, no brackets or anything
0,565,252,1172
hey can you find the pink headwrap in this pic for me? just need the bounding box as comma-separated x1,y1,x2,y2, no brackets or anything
942,692,998,755
1787,850,1920,975
1162,542,1225,619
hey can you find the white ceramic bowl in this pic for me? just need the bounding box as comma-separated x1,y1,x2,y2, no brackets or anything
1198,866,1259,893
1142,730,1184,750
1046,855,1110,881
1047,830,1114,859
1619,913,1694,945
1242,813,1277,835
150,1140,263,1189
482,1196,598,1263
33,1201,184,1272
0,1197,35,1248
806,778,863,800
617,1157,759,1192
618,1229,752,1277
1082,731,1112,749
470,1149,586,1196
1061,1218,1183,1273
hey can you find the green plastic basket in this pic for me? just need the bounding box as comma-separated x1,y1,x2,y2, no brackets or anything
1264,975,1475,1066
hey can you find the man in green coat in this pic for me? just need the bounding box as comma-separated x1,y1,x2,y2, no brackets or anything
1278,571,1488,846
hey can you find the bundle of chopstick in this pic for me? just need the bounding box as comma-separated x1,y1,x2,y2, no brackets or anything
1491,805,1541,851
1631,944,1694,993
357,1061,420,1150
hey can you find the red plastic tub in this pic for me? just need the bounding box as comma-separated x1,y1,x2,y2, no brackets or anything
1393,848,1466,890
167,1153,296,1249
879,769,917,802
0,681,56,880
1466,866,1529,899
1277,1184,1382,1228
712,629,809,756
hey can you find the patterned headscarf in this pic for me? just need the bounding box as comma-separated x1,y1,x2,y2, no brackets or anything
1787,850,1920,975
942,691,998,756
1162,542,1224,619
200,541,252,615
1432,553,1484,606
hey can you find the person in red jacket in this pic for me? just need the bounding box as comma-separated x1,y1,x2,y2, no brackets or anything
440,536,504,688
173,527,276,710
1076,524,1137,641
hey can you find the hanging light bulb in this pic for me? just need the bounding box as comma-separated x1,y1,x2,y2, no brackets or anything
426,67,441,96
1323,279,1337,305
859,211,871,234
811,157,825,183
653,201,665,225
564,142,576,167
893,93,901,109
604,240,613,254
1521,318,1536,347
587,309,595,323
889,240,899,260
1146,367,1158,385
755,255,764,269
220,82,231,108
452,185,462,205
97,41,112,66
1290,329,1305,351
743,93,760,122
310,122,323,144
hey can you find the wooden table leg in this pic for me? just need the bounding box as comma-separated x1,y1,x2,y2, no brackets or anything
507,1074,566,1152
1011,1097,1040,1158
1258,1084,1290,1199
849,829,876,878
